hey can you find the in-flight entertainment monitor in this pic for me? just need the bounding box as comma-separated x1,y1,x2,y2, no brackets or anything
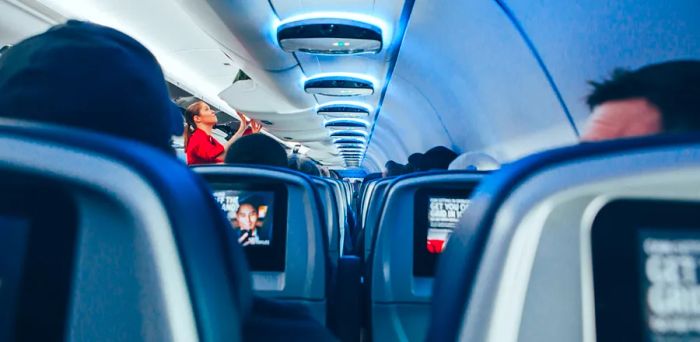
0,183,78,341
212,183,288,272
591,199,700,342
413,187,474,277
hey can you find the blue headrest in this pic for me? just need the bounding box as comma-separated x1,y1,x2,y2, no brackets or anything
0,118,252,339
429,133,700,341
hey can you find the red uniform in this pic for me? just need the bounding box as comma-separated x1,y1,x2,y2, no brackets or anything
186,128,224,165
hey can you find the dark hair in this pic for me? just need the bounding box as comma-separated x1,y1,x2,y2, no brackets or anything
587,60,700,133
0,20,182,152
288,154,321,176
384,160,407,177
183,101,206,149
421,146,458,170
407,153,424,172
225,133,288,167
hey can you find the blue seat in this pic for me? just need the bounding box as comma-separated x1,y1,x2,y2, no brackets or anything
193,165,330,323
312,177,343,266
359,177,394,261
194,165,357,341
368,171,484,341
0,119,247,341
429,134,700,341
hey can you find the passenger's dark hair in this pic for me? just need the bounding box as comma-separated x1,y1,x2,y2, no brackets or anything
421,146,458,170
407,153,424,172
587,60,700,133
384,160,407,177
0,20,182,152
289,154,321,176
183,101,206,149
225,133,288,167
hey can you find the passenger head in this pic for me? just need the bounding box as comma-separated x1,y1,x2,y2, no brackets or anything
384,160,407,177
225,133,288,167
407,153,424,172
183,100,218,147
448,152,500,171
319,166,331,178
0,20,182,152
288,153,321,176
582,60,700,141
421,146,458,170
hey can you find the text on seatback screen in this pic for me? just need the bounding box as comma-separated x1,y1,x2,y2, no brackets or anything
427,197,470,254
640,229,700,339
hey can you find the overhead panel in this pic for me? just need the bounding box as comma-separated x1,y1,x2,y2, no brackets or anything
269,0,408,168
277,18,382,55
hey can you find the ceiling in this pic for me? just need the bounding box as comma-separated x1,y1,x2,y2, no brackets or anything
2,0,700,171
173,0,413,167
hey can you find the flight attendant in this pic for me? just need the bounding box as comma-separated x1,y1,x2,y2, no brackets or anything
184,100,257,165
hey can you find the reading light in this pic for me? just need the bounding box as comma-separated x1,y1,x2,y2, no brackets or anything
277,18,382,55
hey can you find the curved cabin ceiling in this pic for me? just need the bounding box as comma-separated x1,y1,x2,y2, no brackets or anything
3,0,700,170
368,0,700,171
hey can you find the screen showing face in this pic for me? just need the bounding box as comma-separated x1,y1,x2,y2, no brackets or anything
639,229,700,340
426,197,471,254
213,190,275,247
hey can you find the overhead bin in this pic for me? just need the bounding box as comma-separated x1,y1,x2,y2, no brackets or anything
174,0,316,109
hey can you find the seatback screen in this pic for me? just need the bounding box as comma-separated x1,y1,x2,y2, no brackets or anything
211,184,287,272
0,216,31,341
426,197,471,254
414,187,475,277
214,190,275,247
591,200,700,342
639,230,700,339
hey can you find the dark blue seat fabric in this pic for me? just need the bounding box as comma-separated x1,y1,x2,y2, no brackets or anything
428,133,700,341
0,119,248,341
0,119,337,341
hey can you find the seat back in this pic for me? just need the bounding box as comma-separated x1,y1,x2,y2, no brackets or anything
362,177,394,260
430,135,700,342
327,179,352,255
0,120,247,341
370,171,484,341
312,177,342,266
194,165,329,324
360,179,381,229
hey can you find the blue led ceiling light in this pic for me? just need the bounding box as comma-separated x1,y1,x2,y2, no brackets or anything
317,103,371,118
330,130,368,138
336,143,365,149
305,75,374,96
277,18,382,55
333,137,366,144
324,118,369,131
